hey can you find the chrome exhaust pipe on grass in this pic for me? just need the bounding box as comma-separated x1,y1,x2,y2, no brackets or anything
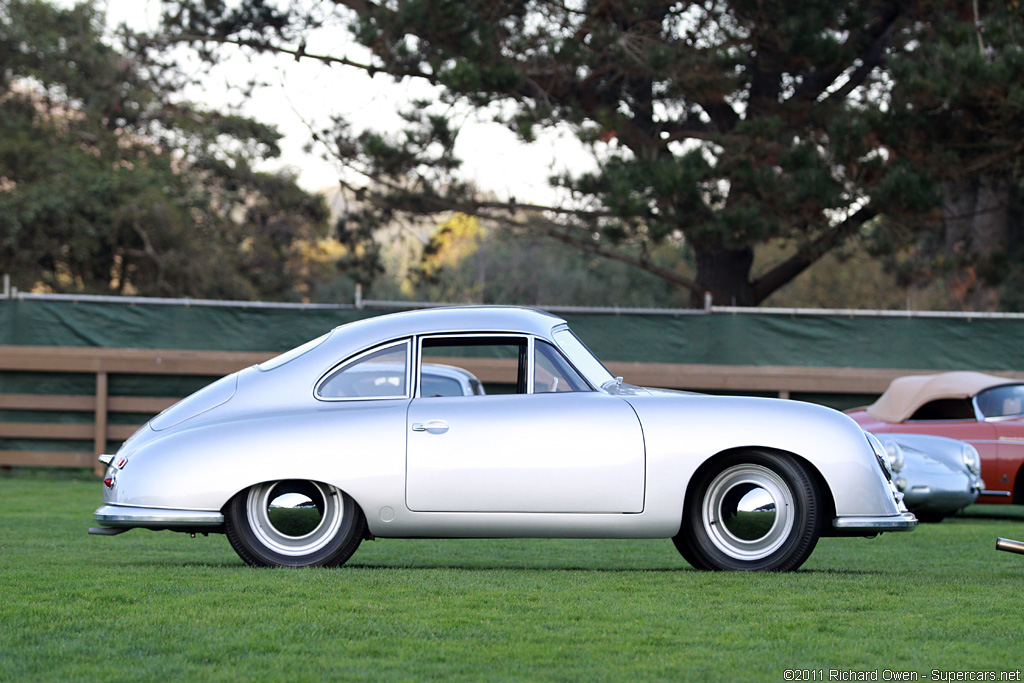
996,537,1024,555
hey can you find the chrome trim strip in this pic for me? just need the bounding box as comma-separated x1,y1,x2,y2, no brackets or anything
980,490,1012,497
94,504,224,528
833,512,918,531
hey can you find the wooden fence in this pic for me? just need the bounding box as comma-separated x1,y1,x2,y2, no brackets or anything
4,344,1024,475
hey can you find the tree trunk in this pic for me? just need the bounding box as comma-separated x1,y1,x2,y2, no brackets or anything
692,243,756,307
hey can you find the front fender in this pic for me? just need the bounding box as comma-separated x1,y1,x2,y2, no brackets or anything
626,394,905,523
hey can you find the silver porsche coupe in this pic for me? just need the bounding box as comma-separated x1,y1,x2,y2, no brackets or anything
90,306,916,571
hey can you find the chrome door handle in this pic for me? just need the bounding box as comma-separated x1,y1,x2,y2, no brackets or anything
411,419,449,434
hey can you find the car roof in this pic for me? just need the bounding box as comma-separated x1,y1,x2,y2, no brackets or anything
867,371,1016,423
332,306,567,343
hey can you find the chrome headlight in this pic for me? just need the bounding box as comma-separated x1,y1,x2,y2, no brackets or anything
883,440,905,474
865,432,894,481
961,443,981,476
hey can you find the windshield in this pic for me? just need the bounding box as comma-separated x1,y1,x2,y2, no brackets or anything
552,327,615,388
976,384,1024,419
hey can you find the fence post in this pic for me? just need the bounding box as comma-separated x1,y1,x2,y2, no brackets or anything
93,368,108,476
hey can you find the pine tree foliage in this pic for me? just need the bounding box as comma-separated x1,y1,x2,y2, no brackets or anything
0,0,355,300
85,2,1024,305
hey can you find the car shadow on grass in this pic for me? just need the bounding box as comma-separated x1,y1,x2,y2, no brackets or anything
343,562,884,575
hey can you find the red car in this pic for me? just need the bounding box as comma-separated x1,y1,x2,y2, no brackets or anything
847,371,1023,505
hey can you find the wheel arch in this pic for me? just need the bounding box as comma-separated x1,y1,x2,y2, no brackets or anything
1013,462,1024,505
221,478,375,540
682,446,837,526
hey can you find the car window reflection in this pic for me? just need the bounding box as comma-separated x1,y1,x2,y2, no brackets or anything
534,340,590,393
318,342,409,399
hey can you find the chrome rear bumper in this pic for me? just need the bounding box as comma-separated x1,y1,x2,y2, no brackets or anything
90,504,224,534
832,511,918,534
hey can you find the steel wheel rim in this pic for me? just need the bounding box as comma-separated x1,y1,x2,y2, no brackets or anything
702,464,795,561
246,481,344,556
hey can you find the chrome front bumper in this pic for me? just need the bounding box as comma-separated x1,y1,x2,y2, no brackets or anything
832,511,918,534
89,504,225,534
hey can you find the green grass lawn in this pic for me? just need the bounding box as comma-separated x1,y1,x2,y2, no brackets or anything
1,471,1022,682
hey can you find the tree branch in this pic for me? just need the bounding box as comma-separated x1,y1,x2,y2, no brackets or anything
338,167,701,294
149,34,441,85
751,206,877,302
488,212,702,295
793,1,902,105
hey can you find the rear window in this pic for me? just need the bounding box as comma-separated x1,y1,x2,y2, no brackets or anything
317,341,411,400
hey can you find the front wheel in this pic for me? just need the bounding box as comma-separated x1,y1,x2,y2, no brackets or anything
674,451,823,572
225,480,365,567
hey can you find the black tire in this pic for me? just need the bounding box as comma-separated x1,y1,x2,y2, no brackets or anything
225,480,365,568
673,451,823,572
912,511,947,524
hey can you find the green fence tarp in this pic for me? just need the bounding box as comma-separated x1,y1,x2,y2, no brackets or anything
2,297,1023,371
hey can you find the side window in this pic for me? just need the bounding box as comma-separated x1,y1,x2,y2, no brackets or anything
908,398,975,421
420,336,526,396
317,341,410,400
420,373,467,398
534,340,590,393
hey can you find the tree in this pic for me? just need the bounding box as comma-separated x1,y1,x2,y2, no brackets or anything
876,3,1024,310
145,0,1024,307
0,0,345,300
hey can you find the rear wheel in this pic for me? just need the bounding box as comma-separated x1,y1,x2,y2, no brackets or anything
225,480,365,567
674,451,823,572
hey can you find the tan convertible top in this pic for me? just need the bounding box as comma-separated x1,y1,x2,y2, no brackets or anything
867,371,1013,423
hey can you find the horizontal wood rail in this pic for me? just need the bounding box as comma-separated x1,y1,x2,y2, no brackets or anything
4,344,1024,474
0,346,269,474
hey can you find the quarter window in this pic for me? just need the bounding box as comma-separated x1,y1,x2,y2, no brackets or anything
317,341,410,400
534,340,590,393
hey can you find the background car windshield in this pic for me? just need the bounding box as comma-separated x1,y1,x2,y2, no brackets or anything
534,340,590,393
318,342,409,399
976,384,1024,419
552,328,615,387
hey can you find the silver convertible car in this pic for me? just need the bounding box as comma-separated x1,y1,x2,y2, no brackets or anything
91,307,916,571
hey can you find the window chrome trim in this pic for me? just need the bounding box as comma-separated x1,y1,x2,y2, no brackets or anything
313,339,412,402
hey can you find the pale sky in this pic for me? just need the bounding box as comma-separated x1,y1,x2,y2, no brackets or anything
93,0,593,203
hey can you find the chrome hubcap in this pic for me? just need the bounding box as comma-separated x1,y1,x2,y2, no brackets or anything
703,464,795,561
246,480,344,556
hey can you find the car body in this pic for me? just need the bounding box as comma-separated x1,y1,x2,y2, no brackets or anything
92,306,915,571
870,432,982,522
848,371,1024,505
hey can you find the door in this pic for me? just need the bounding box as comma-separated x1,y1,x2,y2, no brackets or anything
405,392,645,513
